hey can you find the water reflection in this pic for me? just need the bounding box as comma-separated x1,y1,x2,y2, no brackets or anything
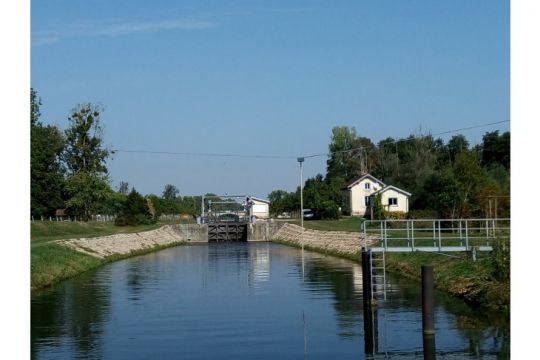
31,271,111,359
31,243,509,359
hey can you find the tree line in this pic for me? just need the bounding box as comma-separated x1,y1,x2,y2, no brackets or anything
30,89,204,225
268,126,510,219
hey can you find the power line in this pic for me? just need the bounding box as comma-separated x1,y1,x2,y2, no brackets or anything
112,120,509,160
111,149,296,160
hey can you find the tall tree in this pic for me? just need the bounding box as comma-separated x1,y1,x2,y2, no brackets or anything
481,131,510,169
446,135,469,162
118,181,129,195
30,88,42,126
64,103,110,175
30,88,66,217
162,184,179,199
63,103,112,218
326,126,358,180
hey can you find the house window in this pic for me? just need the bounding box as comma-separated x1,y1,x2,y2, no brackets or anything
388,197,398,206
365,196,371,206
365,182,370,190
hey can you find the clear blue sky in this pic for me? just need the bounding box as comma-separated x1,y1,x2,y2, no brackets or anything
31,0,509,198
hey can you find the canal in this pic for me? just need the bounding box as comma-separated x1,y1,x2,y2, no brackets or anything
31,242,509,359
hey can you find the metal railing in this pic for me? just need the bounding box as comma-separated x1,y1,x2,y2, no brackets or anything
362,218,510,252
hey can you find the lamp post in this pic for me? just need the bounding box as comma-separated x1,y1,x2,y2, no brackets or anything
298,157,305,251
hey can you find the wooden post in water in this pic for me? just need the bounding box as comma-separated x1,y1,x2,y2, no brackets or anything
421,265,436,359
362,249,373,306
363,305,378,355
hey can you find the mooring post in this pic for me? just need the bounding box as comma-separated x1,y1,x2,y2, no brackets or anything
423,333,436,360
362,249,373,306
422,265,436,359
422,265,435,335
363,305,378,356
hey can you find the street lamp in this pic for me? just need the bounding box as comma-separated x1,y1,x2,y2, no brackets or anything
297,157,305,228
297,157,305,252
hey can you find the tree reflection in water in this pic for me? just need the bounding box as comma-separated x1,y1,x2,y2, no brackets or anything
31,270,111,359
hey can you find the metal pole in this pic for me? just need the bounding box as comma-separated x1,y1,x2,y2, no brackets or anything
201,195,205,224
298,157,305,251
438,220,442,251
299,158,304,230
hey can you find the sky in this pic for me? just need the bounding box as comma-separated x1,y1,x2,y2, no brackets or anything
31,0,510,198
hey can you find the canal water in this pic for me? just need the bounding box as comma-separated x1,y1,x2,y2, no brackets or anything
31,243,509,359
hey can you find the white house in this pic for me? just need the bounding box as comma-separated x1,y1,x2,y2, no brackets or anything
249,197,270,219
345,174,411,216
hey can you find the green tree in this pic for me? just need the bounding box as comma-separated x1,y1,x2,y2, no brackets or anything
65,172,111,220
63,103,112,219
162,184,179,199
481,131,510,169
30,88,66,217
64,103,110,175
118,181,129,195
115,188,156,226
326,126,358,180
30,88,42,126
446,134,469,162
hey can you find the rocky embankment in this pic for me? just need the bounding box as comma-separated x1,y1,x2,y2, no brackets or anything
271,223,376,256
57,225,191,258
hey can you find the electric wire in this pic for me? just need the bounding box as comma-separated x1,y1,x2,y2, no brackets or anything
112,120,509,160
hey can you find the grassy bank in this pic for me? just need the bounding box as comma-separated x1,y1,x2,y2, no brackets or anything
278,219,510,314
31,221,187,290
286,217,363,232
384,251,509,313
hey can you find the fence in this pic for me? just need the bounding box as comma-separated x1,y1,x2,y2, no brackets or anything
31,214,116,222
362,218,510,252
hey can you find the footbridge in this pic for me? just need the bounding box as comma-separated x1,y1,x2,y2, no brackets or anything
361,218,510,302
362,218,510,253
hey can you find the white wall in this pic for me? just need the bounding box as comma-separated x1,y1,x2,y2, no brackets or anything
250,200,269,219
379,188,409,213
349,178,384,215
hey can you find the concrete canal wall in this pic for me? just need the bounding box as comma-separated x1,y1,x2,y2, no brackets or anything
247,221,285,241
270,223,376,256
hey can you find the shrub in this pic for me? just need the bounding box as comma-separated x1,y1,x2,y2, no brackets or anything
385,211,407,220
321,200,340,219
114,215,130,226
491,238,510,281
407,209,440,219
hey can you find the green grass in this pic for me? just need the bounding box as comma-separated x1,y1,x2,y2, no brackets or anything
287,217,363,232
384,252,509,314
31,243,104,289
30,220,188,290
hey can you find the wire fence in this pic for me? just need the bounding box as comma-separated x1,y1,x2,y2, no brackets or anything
31,215,116,222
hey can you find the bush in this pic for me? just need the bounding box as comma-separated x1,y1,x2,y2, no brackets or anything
114,215,131,226
385,211,407,220
114,188,157,226
321,200,340,219
491,238,510,281
407,209,440,219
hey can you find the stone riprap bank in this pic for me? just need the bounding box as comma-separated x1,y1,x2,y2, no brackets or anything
58,224,207,258
271,223,376,256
